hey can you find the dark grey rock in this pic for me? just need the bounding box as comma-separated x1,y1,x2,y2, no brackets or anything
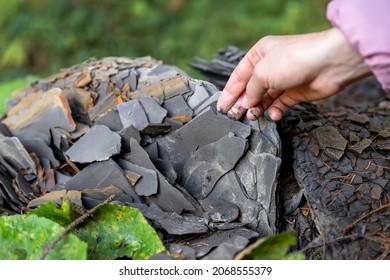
94,109,123,132
181,133,247,199
127,138,197,214
142,204,209,235
65,125,121,163
156,108,251,174
139,94,167,123
349,113,369,125
140,123,171,137
169,244,196,260
0,136,36,174
315,126,348,161
200,198,239,223
163,95,193,117
186,228,259,258
63,159,142,203
187,83,210,109
349,138,372,154
21,138,60,168
117,100,149,130
207,171,264,232
153,159,177,185
201,235,249,260
117,158,158,196
118,125,141,152
358,128,371,138
81,185,132,208
194,91,220,115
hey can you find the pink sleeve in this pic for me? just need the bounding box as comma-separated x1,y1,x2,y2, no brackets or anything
327,0,390,92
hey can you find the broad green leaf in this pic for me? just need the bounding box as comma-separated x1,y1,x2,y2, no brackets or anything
31,201,165,260
29,200,74,227
75,204,165,260
236,231,305,260
0,214,87,260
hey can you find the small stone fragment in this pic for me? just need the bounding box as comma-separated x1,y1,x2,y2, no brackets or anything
117,100,149,131
65,125,121,163
117,159,158,196
349,138,372,154
139,94,167,123
315,126,348,161
63,159,142,203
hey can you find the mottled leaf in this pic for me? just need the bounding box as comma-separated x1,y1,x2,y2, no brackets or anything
75,204,165,260
30,201,165,260
235,231,305,260
29,200,75,227
0,214,87,260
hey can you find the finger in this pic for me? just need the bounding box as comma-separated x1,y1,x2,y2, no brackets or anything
245,89,282,120
259,89,283,110
246,105,263,121
267,91,301,121
217,45,262,113
226,95,247,120
242,61,269,109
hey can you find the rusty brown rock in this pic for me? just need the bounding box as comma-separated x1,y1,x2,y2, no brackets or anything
2,88,76,144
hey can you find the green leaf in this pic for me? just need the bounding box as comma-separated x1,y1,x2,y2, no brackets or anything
236,231,305,260
31,201,165,260
0,214,87,260
75,204,165,260
29,200,74,227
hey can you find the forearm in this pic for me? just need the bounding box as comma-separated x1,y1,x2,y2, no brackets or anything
327,0,390,92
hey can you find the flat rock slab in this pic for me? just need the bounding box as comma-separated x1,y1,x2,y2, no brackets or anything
181,133,247,199
142,203,209,235
65,125,121,163
2,88,76,144
117,100,149,130
0,136,36,174
315,126,348,161
63,158,141,204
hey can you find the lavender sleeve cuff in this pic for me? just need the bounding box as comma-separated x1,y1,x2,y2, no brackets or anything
327,0,390,92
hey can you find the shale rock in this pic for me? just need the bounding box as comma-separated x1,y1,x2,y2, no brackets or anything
0,55,281,260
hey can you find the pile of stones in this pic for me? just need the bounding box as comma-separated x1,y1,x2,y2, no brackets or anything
0,56,282,259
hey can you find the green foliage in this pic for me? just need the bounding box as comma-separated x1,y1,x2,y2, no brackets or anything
0,75,38,113
0,0,330,82
30,201,165,260
237,231,305,260
0,214,87,260
76,204,166,260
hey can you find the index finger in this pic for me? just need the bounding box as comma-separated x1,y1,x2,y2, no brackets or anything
217,43,262,113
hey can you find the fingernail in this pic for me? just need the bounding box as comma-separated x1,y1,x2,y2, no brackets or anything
249,108,261,119
227,106,241,120
264,110,274,122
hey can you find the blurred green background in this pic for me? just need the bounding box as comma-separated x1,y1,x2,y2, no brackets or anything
0,0,330,113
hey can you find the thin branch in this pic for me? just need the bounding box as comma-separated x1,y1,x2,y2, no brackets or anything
339,203,390,234
40,195,115,260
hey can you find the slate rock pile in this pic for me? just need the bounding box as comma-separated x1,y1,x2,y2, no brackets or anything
0,56,282,259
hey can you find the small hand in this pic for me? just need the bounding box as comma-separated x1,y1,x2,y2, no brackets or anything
217,28,371,121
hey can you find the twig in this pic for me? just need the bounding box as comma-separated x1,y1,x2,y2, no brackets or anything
301,233,388,253
40,195,115,260
339,203,390,234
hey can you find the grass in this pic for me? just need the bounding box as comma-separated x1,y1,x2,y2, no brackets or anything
0,76,39,114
